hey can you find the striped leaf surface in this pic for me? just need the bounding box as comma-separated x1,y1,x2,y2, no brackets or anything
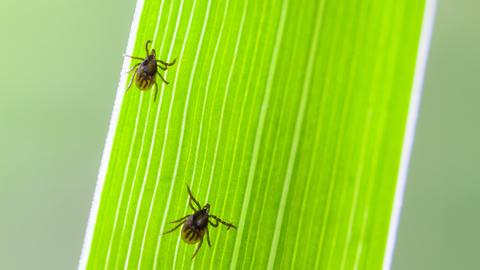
80,0,431,269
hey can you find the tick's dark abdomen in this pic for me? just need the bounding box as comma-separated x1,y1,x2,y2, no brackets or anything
181,211,208,244
135,57,157,90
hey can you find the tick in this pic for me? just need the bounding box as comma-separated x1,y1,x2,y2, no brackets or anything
163,184,237,259
124,40,176,101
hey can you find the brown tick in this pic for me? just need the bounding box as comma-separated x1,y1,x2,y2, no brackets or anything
124,40,176,101
163,184,237,259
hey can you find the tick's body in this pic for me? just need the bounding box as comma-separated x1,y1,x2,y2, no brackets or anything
181,209,209,244
134,54,157,90
125,40,175,101
163,185,236,258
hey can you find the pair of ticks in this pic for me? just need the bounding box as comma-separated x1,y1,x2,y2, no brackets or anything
126,41,236,258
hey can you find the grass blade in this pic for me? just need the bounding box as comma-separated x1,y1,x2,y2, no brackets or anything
80,0,434,269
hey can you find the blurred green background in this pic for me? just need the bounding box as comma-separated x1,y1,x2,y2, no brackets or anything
393,1,480,269
0,0,477,269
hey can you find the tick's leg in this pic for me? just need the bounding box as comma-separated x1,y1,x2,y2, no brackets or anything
208,218,219,227
126,63,140,73
153,82,158,102
157,63,167,71
209,215,237,230
126,72,136,91
170,215,190,224
162,221,184,235
157,59,176,66
192,238,203,259
186,184,201,210
124,54,144,61
206,228,212,247
156,71,169,84
145,40,152,56
189,199,199,212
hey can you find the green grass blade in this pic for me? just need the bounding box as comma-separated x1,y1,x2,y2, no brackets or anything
80,0,434,269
